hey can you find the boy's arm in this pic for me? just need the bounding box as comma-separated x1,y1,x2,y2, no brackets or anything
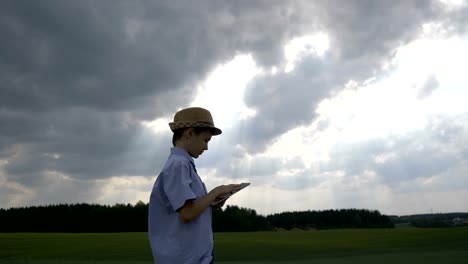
178,184,240,223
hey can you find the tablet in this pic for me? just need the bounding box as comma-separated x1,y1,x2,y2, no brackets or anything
211,183,250,206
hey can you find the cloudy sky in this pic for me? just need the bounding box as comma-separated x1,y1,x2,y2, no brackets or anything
1,0,468,216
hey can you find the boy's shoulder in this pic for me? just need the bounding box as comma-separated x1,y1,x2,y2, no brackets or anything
168,154,189,163
163,153,191,170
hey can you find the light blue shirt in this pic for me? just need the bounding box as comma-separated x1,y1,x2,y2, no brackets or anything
149,147,213,264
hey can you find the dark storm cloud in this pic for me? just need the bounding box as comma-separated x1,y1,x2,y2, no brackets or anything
0,0,220,115
0,0,321,206
315,0,439,61
240,55,337,152
2,108,171,187
440,2,468,35
2,0,308,114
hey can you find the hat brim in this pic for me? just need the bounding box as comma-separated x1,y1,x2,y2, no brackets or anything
169,122,222,135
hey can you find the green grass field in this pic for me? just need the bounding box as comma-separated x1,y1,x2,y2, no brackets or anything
1,227,468,263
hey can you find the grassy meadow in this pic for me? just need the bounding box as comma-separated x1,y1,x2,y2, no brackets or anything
1,227,468,263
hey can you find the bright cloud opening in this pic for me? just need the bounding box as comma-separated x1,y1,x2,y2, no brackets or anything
283,33,330,73
439,0,466,9
141,117,172,134
317,33,468,143
191,54,260,128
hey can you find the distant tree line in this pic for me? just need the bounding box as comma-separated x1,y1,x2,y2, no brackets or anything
266,209,393,230
212,205,270,232
0,202,394,232
0,202,148,232
390,213,468,228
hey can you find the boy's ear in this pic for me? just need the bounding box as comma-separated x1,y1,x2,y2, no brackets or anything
184,128,194,138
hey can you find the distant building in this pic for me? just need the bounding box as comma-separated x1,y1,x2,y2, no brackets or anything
452,217,468,226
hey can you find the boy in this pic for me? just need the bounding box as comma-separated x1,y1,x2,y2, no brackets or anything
148,107,241,264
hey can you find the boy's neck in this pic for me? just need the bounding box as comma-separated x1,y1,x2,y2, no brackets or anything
175,142,192,157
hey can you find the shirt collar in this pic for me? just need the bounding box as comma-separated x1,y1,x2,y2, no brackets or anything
170,147,195,164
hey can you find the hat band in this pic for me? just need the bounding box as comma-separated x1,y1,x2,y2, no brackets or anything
170,121,214,129
193,121,214,126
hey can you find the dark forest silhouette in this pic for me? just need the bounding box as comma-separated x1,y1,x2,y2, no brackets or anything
0,202,396,232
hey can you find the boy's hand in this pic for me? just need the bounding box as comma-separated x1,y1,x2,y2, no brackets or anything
212,184,241,198
210,184,244,208
212,199,226,209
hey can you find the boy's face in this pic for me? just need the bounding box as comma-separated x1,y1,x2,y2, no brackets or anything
187,129,212,158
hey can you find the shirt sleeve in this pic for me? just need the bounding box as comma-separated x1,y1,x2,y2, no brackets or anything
162,159,197,212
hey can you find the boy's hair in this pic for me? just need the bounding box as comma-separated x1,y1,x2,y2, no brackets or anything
172,127,214,146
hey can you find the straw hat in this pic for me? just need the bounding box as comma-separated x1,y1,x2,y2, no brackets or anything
168,107,222,135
